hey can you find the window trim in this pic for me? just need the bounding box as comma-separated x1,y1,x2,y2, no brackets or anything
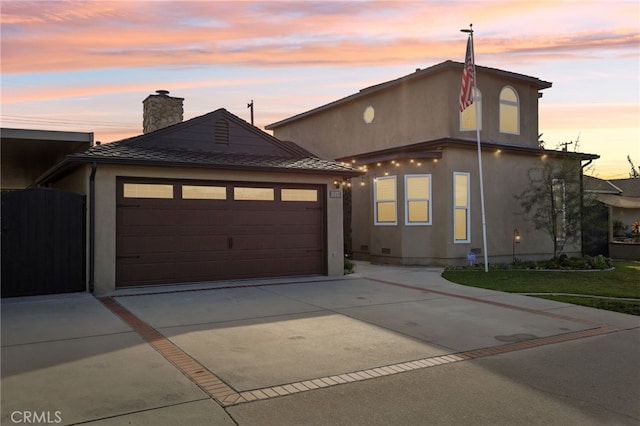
453,172,470,243
374,175,397,226
404,174,432,226
499,86,520,135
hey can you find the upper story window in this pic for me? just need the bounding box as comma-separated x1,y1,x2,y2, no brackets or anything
405,174,431,225
374,176,397,225
499,86,520,134
460,88,482,131
215,119,229,144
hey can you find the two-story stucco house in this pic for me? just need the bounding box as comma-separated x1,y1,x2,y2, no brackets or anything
267,60,599,266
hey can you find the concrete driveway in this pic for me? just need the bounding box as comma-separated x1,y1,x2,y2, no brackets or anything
2,261,639,425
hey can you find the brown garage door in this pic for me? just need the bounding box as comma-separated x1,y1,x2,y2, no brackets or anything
116,178,326,287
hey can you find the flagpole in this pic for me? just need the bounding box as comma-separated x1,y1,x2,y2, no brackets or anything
462,24,489,272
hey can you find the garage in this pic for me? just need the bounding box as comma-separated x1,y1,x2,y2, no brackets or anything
36,105,359,293
117,178,326,287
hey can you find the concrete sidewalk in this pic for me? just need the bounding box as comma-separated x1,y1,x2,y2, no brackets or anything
2,261,639,425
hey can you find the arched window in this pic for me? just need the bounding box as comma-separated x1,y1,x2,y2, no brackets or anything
460,88,482,131
499,86,519,134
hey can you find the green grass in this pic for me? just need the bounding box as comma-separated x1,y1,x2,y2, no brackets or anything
441,260,640,315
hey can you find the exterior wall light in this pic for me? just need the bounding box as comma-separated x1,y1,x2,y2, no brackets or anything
513,228,521,263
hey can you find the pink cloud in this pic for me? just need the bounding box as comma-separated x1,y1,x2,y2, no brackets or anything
2,1,638,74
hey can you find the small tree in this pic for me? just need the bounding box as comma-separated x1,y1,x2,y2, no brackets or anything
515,156,587,258
627,155,640,178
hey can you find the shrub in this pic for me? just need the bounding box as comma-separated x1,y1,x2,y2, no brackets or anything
344,257,355,275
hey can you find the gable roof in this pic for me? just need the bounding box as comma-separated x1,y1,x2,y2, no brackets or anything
38,109,359,184
266,60,552,130
608,178,640,197
584,175,623,194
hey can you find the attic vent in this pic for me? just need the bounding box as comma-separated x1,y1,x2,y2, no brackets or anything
215,119,229,144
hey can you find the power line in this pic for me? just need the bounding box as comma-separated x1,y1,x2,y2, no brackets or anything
1,115,139,130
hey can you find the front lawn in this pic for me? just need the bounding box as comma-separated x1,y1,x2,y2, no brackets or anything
441,260,640,315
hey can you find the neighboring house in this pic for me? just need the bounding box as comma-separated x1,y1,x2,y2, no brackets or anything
585,176,640,260
267,60,599,265
7,91,359,295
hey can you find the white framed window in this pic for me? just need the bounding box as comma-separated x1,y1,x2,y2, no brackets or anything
453,172,470,243
405,174,431,225
499,86,520,134
374,176,397,225
460,88,482,131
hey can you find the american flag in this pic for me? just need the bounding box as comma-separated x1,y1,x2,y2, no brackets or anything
459,37,474,112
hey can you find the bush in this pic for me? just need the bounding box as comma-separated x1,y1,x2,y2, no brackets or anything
344,257,355,275
588,254,611,270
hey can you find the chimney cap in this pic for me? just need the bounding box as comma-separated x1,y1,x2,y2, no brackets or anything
155,89,170,96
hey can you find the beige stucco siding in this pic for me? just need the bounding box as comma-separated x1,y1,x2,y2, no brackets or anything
350,149,581,265
273,67,545,161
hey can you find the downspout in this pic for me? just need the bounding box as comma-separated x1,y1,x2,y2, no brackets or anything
89,162,97,293
580,159,594,257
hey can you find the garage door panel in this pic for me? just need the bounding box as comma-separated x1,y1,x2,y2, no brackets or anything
175,225,229,237
233,211,281,226
119,235,179,254
232,234,279,250
175,209,231,226
117,179,326,287
177,235,229,252
119,260,231,286
278,234,322,249
120,208,183,226
277,211,322,225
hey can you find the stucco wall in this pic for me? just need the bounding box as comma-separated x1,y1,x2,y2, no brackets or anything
272,66,545,160
349,148,581,266
57,164,344,294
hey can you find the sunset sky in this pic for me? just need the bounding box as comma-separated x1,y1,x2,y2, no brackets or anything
1,0,638,179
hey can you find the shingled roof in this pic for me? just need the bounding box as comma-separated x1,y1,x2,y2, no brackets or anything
51,108,359,178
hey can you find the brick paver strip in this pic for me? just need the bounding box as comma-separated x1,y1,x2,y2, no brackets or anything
98,297,245,406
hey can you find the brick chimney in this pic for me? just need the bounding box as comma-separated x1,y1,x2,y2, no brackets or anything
142,90,184,134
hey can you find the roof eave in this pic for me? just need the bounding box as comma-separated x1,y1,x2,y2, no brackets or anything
338,138,599,164
65,155,362,178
